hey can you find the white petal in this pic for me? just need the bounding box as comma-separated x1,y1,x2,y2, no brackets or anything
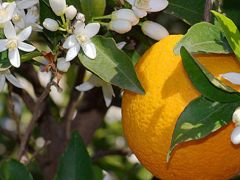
3,2,16,23
17,0,38,9
4,21,16,39
0,74,6,91
231,126,240,145
82,42,96,59
74,21,85,34
63,35,78,49
18,42,36,52
0,39,7,52
17,26,32,41
132,7,147,18
5,71,22,88
102,84,114,107
65,45,80,61
9,48,20,68
221,72,240,85
116,41,126,50
75,81,95,91
148,0,168,12
85,23,100,38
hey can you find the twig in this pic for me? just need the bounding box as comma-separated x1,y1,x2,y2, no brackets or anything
204,0,213,22
7,83,20,136
64,65,85,140
92,149,131,162
17,81,58,160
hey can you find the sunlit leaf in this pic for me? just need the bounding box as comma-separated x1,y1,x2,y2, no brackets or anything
211,11,240,61
174,22,231,54
79,36,145,94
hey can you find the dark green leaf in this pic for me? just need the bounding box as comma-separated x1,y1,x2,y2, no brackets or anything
0,52,11,71
174,22,232,54
167,96,240,161
164,0,205,25
0,159,33,180
222,0,240,29
211,11,240,60
79,0,106,21
181,47,240,102
55,131,94,180
79,36,144,94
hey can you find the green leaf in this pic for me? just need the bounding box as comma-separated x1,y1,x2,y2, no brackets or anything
55,131,94,180
79,0,106,21
78,36,145,94
167,96,240,161
174,22,232,54
0,159,33,180
164,0,205,25
181,47,240,102
211,11,240,60
0,52,11,71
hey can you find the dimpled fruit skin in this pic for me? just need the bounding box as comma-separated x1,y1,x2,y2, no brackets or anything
122,35,240,179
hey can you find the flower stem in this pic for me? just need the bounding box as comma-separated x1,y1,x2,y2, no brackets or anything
92,15,112,21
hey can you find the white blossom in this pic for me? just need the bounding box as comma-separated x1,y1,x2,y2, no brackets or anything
109,19,132,34
231,126,240,145
141,21,169,40
63,22,100,60
65,5,77,20
76,13,85,22
0,21,36,67
0,69,22,91
127,0,169,18
221,72,240,85
16,0,38,10
43,18,59,32
0,2,16,26
111,9,139,25
57,57,70,72
49,0,66,16
75,74,115,107
233,107,240,126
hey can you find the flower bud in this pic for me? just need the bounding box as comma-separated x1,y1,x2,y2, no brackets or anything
76,13,85,22
233,107,240,126
49,0,66,16
231,126,240,145
112,9,139,25
109,19,132,34
141,21,169,41
65,5,77,20
43,18,59,31
57,58,70,72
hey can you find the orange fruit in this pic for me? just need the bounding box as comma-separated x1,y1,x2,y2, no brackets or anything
122,35,240,179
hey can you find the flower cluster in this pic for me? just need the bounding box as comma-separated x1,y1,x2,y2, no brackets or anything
43,0,100,60
106,0,169,40
0,0,171,107
0,0,39,90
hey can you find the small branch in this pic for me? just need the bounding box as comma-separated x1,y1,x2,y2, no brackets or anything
92,149,131,162
7,84,20,136
64,65,85,140
17,82,58,160
204,0,213,22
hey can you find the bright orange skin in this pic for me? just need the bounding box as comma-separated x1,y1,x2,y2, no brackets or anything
122,35,240,179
